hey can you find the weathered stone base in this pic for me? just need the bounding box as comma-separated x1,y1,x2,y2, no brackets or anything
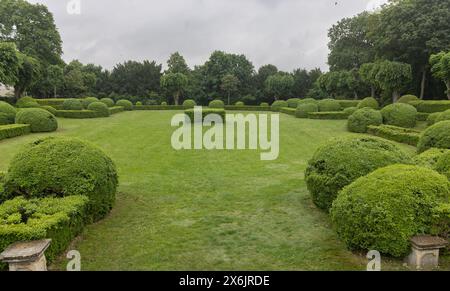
8,254,47,271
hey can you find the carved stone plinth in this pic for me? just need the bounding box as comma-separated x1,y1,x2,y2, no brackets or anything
0,239,51,271
408,236,448,270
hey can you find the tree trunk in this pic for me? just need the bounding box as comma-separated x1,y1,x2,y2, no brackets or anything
54,86,57,98
14,86,22,102
174,92,179,105
353,91,358,100
228,92,231,105
371,86,376,98
420,68,427,100
446,81,450,100
392,90,400,103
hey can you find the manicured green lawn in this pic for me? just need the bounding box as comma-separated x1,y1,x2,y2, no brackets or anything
0,111,448,270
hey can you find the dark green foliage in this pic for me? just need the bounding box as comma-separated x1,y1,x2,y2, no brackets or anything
436,152,450,180
16,97,39,108
271,100,288,111
209,100,225,109
0,124,31,141
287,98,301,108
418,121,450,153
0,113,10,125
381,103,417,128
296,103,319,118
307,112,348,120
88,102,110,117
347,108,382,133
35,99,67,107
331,165,450,257
15,108,58,133
305,136,411,211
3,137,119,221
436,110,450,123
427,112,442,126
318,99,341,112
185,108,226,122
182,99,197,109
40,105,57,115
0,101,17,124
55,110,101,119
398,95,419,103
409,101,450,113
413,148,449,169
357,97,379,109
100,98,115,108
82,97,99,109
62,99,83,110
116,100,133,111
367,125,421,146
0,196,89,270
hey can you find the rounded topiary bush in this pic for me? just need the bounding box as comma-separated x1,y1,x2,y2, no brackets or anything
135,101,143,106
235,101,245,107
3,137,118,221
435,152,450,180
100,98,115,108
88,101,110,117
260,102,269,107
0,113,10,125
271,100,288,111
287,98,301,108
413,148,449,169
298,98,318,105
318,99,341,112
330,164,450,257
0,101,17,124
161,101,168,106
357,97,379,110
347,108,383,133
417,121,450,153
296,103,318,118
427,112,441,126
15,108,58,133
62,99,83,110
16,96,39,108
209,100,225,109
116,99,133,111
436,109,450,123
398,94,419,104
40,105,57,116
305,136,411,211
183,99,197,109
343,107,358,116
381,103,417,128
82,97,99,109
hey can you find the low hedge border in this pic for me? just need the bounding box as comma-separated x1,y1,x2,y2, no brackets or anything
185,109,226,122
134,105,185,110
308,112,349,120
338,100,360,109
367,124,421,146
224,106,272,111
55,110,101,119
109,106,124,115
409,100,450,113
0,124,31,141
417,112,430,121
0,196,89,270
279,107,296,116
34,99,69,107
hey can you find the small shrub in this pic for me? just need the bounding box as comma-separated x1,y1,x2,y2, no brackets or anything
413,148,449,169
271,100,288,111
209,100,225,109
381,103,417,128
287,98,301,108
331,164,450,257
82,97,99,109
62,99,83,110
435,152,450,180
0,101,17,123
305,136,411,211
15,108,58,133
3,137,118,220
235,101,245,107
296,103,319,118
343,107,358,116
40,105,57,115
183,99,197,109
357,97,379,110
135,101,143,106
347,108,383,133
398,94,419,103
427,112,442,126
260,102,269,107
436,109,450,123
185,108,225,122
100,98,115,108
16,96,40,108
318,99,341,112
146,100,158,106
116,99,133,111
88,102,110,117
161,101,168,106
417,121,450,153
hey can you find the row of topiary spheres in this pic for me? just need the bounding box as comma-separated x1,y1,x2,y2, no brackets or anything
0,137,118,269
305,136,450,257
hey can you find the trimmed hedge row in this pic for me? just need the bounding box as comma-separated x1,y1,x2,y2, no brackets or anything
109,106,125,115
224,105,272,111
417,112,430,121
34,98,68,107
185,108,226,122
409,100,450,113
280,107,296,116
367,125,421,146
0,124,31,141
56,110,101,119
308,112,349,120
134,105,185,110
0,196,89,270
338,100,360,109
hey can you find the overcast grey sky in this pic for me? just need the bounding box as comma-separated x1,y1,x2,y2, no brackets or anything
28,0,388,72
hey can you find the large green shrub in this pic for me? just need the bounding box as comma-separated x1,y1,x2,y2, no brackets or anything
347,108,383,133
357,97,379,110
343,107,358,116
296,103,319,118
318,99,341,112
381,103,417,128
116,99,133,111
209,100,225,109
436,152,450,180
62,99,83,110
298,98,318,105
3,137,118,220
436,109,450,123
417,121,450,153
0,101,17,124
40,105,57,115
100,98,115,108
409,100,450,113
16,96,40,108
414,148,450,169
287,98,301,108
82,97,99,109
271,100,288,111
427,112,442,126
88,102,110,117
15,108,58,133
185,108,226,122
398,94,419,104
0,114,10,125
305,137,411,211
331,165,450,257
183,99,197,109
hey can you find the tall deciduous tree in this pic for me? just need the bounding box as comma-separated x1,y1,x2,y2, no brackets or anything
375,60,412,103
359,62,380,98
430,52,450,100
221,74,240,105
160,73,188,105
0,42,19,86
14,53,40,99
46,65,64,98
265,73,294,100
167,52,190,74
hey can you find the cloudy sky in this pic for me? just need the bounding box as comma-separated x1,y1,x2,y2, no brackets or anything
28,0,388,72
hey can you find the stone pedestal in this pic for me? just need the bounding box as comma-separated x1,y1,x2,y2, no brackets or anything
408,236,448,270
0,239,51,271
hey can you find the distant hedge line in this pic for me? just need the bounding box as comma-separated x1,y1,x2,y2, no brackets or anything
308,112,349,120
409,100,450,113
367,125,421,146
